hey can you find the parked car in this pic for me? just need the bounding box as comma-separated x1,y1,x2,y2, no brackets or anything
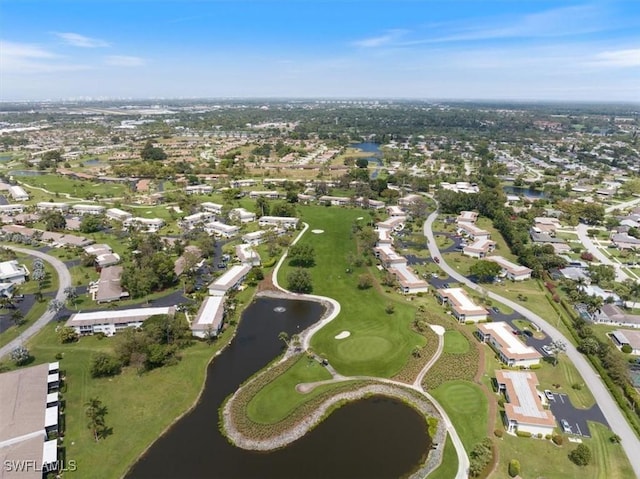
217,263,227,269
544,390,554,401
561,419,572,433
13,294,24,301
492,306,500,313
542,345,553,355
523,329,533,337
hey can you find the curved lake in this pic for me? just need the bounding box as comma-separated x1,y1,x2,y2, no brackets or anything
126,296,430,479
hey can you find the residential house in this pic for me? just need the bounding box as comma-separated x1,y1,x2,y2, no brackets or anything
190,296,225,339
495,370,557,437
487,256,532,281
66,306,175,336
9,185,29,201
477,322,542,368
185,184,213,195
318,195,350,206
0,204,25,215
36,202,69,213
123,217,164,233
610,330,640,355
457,222,491,240
436,287,488,322
0,260,29,284
106,208,133,222
463,238,496,259
208,264,251,296
258,216,299,229
457,211,479,224
71,204,105,215
204,221,240,238
0,363,60,476
90,265,129,303
229,208,256,223
242,230,266,245
201,202,223,215
236,243,261,266
180,212,216,230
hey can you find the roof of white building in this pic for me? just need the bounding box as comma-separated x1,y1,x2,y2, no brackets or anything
495,370,556,427
66,306,175,326
437,287,487,316
478,322,541,360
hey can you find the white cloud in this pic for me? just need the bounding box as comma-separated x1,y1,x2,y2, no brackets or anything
352,29,408,48
590,48,640,67
0,40,89,73
55,32,110,48
105,55,146,67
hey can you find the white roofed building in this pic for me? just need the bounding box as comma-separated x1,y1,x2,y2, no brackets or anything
477,322,542,368
208,264,251,296
123,217,164,233
106,207,133,222
463,238,496,259
242,230,266,245
71,204,105,215
66,306,176,336
258,216,299,229
487,256,532,281
229,208,256,223
190,296,225,339
9,185,29,201
0,260,28,284
201,202,223,214
436,287,488,322
204,220,240,238
236,243,261,266
37,202,69,212
495,370,556,437
185,184,213,195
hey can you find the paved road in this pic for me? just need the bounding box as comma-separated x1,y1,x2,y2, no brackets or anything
548,392,609,438
0,247,72,360
424,210,640,478
575,223,630,283
605,196,640,213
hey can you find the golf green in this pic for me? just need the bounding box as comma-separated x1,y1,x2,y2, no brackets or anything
336,336,393,362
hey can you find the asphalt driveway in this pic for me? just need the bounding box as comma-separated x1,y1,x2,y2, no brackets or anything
547,391,609,437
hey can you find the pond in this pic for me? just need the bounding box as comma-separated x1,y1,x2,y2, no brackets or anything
126,296,430,478
9,170,47,176
503,185,548,199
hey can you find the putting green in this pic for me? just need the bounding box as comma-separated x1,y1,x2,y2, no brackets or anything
444,383,484,414
336,336,393,361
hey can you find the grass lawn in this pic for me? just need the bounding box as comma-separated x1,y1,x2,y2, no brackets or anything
534,357,595,409
14,320,229,479
0,300,48,350
492,422,633,479
246,355,333,424
431,380,488,453
19,174,130,199
443,330,469,354
427,435,458,479
280,205,427,377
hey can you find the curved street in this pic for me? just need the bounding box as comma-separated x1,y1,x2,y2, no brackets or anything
424,210,640,478
575,223,632,283
0,246,72,360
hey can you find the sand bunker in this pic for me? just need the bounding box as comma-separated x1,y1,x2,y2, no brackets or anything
311,229,325,234
334,331,351,339
356,217,364,220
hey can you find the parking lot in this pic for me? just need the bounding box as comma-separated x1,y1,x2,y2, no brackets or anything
547,392,609,437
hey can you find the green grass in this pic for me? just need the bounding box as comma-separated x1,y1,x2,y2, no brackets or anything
534,357,596,409
10,320,228,479
18,173,129,199
427,435,458,479
246,355,333,424
431,380,488,453
280,206,426,377
493,422,633,479
0,300,48,349
443,330,469,354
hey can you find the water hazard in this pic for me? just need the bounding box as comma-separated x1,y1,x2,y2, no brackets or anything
126,297,430,478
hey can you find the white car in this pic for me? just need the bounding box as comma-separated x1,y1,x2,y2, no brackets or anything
542,345,553,355
561,419,572,433
544,390,554,401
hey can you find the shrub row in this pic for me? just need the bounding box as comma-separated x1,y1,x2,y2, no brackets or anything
392,325,440,383
422,336,480,390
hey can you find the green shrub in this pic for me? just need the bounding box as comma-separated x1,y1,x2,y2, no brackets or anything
508,459,521,477
569,444,592,466
494,429,503,438
516,430,532,437
572,382,583,390
552,434,563,445
621,344,632,354
529,363,541,369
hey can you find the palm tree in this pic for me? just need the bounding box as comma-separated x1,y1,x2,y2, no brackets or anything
85,397,107,442
549,340,567,367
278,331,290,348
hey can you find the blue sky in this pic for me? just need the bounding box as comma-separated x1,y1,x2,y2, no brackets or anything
1,0,639,101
